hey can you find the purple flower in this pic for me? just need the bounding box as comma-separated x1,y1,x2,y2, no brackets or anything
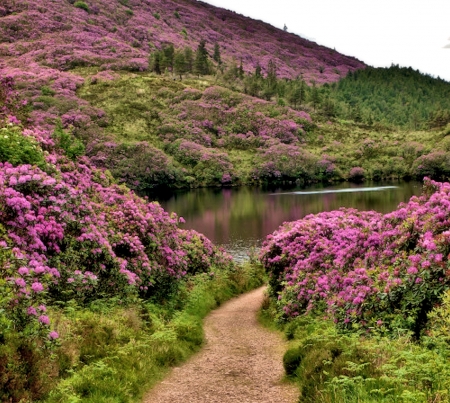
18,267,29,276
407,266,418,275
31,282,44,293
48,331,59,340
27,306,37,316
15,278,26,287
38,315,50,325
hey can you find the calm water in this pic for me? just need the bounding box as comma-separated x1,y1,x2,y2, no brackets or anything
152,181,423,261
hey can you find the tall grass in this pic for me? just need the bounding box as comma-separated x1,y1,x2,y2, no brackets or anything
260,295,450,403
43,263,265,403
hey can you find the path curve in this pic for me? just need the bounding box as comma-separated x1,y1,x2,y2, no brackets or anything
143,286,298,403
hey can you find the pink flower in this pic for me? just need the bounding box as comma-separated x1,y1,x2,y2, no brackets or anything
38,315,50,325
27,306,37,316
31,282,44,293
407,266,418,275
38,305,47,312
18,267,29,276
15,278,26,287
48,331,59,340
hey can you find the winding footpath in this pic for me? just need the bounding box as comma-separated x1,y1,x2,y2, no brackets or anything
143,287,298,403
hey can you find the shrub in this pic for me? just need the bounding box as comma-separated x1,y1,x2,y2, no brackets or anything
0,126,46,167
283,347,304,376
261,178,450,337
348,166,365,182
73,1,89,12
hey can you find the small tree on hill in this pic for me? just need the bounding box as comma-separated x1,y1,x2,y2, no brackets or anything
194,40,210,76
184,46,194,73
255,63,262,78
149,51,162,74
213,43,222,65
310,81,321,111
174,51,188,80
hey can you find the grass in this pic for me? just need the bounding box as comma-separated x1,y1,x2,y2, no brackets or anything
260,295,450,403
43,262,266,403
77,70,449,187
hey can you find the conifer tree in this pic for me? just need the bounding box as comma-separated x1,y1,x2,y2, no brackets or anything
174,51,188,80
184,46,194,73
213,43,222,65
194,40,210,76
255,63,262,78
238,58,244,79
149,51,162,74
310,81,321,111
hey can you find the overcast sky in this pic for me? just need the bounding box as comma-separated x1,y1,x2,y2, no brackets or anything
201,0,450,82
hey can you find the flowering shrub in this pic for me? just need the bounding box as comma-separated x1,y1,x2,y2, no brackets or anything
412,151,450,180
261,178,450,337
0,125,232,341
252,143,318,182
348,166,365,182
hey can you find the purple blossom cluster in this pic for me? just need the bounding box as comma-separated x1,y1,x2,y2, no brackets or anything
0,125,232,335
261,178,450,335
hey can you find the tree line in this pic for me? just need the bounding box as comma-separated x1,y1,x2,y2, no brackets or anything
149,43,450,129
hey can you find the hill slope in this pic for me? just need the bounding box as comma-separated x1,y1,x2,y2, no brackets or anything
0,0,364,83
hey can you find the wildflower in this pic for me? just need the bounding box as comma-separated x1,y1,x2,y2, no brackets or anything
31,282,44,293
48,331,59,340
38,315,50,325
27,306,37,316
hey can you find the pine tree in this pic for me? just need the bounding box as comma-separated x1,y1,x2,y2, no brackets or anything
310,81,321,111
174,51,188,80
238,58,244,79
255,63,262,78
149,51,162,74
213,43,222,65
194,40,210,76
184,46,194,73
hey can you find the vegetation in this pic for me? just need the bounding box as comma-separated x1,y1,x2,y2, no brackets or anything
260,179,450,400
261,297,450,403
2,0,450,401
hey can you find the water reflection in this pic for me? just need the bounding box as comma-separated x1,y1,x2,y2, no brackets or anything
151,181,423,260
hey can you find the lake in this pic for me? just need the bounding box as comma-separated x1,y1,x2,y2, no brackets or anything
152,181,423,261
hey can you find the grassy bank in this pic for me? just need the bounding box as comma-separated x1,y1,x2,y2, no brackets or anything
35,263,265,403
260,294,450,403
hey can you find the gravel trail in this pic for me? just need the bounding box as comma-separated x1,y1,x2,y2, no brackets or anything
143,286,298,403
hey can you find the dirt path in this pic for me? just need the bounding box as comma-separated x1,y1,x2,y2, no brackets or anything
143,286,298,403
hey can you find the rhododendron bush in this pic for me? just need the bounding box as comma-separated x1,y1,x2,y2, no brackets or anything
261,178,450,337
0,123,232,341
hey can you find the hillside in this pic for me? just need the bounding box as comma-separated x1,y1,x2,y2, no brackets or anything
0,0,364,82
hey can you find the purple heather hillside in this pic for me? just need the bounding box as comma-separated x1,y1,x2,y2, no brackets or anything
0,0,364,83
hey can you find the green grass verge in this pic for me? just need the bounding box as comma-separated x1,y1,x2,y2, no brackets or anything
43,263,265,403
260,297,450,403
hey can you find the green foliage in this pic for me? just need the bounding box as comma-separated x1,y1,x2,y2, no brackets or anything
262,294,450,403
328,65,450,128
53,122,85,160
194,40,210,76
174,10,180,19
74,1,89,12
283,347,304,376
0,125,46,167
41,85,56,96
153,12,160,20
44,264,265,402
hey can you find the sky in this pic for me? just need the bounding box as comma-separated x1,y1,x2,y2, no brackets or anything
201,0,450,82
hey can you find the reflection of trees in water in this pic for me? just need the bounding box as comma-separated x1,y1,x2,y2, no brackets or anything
156,181,422,251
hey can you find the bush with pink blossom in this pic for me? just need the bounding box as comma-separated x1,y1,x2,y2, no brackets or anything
261,178,450,337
